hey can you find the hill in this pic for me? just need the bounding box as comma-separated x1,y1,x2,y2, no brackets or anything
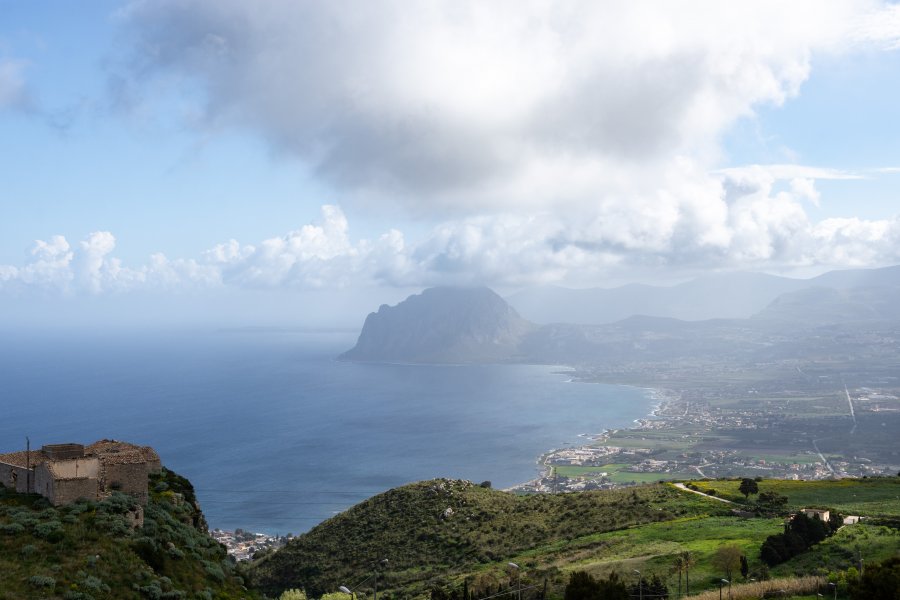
0,468,257,600
248,479,727,598
751,285,900,325
339,287,535,363
507,264,900,325
249,478,900,600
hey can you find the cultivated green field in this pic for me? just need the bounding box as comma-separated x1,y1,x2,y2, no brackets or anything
554,464,696,484
690,477,900,517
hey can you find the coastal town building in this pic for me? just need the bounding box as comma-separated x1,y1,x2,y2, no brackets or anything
0,440,161,507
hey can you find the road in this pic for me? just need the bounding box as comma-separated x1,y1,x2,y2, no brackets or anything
673,482,736,504
812,438,836,475
844,384,857,434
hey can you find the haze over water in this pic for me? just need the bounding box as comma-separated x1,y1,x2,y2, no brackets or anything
0,330,654,534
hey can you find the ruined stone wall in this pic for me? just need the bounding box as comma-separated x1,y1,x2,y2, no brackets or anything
103,462,149,505
146,457,162,474
52,478,99,506
33,464,55,499
0,462,34,493
34,463,99,505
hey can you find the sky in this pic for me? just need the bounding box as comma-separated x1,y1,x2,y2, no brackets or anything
1,1,900,328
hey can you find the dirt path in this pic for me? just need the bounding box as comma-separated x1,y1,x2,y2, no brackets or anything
673,482,737,504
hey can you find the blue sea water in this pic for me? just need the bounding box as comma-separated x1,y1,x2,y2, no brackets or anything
0,330,654,534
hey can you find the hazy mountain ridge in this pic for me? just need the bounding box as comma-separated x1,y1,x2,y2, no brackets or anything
507,265,900,325
340,265,900,366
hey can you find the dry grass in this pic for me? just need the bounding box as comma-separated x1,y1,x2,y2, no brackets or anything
685,575,826,599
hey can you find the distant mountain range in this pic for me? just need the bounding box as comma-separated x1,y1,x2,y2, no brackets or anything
507,265,900,324
339,265,900,365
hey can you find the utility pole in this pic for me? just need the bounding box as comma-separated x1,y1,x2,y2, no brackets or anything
25,436,31,493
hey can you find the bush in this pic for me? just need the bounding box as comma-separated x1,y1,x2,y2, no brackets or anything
34,519,65,541
81,575,110,593
203,559,226,582
1,522,25,535
28,575,56,588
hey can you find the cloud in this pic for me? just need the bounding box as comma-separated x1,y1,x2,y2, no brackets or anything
0,232,218,296
114,0,897,215
4,191,900,296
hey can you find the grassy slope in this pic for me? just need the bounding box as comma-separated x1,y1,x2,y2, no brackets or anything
248,480,729,598
0,468,257,600
250,478,900,600
690,477,900,517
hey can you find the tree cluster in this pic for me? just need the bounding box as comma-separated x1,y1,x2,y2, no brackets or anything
564,571,629,600
759,511,839,566
849,556,900,600
628,574,669,599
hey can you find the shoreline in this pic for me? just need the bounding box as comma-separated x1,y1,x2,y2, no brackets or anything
505,384,678,493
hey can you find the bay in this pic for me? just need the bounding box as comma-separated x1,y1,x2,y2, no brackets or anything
0,329,654,534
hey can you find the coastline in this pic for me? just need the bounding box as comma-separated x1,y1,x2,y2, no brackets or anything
506,384,678,493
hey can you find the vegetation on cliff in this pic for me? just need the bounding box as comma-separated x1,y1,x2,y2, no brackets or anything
0,468,257,600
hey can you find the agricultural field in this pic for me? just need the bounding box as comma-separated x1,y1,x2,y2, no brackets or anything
690,477,900,517
553,464,696,484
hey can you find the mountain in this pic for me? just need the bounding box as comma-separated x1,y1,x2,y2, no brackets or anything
507,265,900,325
341,272,900,367
752,285,900,325
339,287,536,363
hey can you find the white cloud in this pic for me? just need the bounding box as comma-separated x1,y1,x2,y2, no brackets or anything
4,193,900,296
716,164,863,181
851,1,900,49
115,0,892,217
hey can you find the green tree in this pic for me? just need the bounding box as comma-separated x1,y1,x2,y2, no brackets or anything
629,574,667,599
850,556,900,600
279,590,308,600
670,554,685,598
738,478,759,500
712,545,744,582
681,551,696,596
564,571,598,600
564,571,628,600
756,491,788,513
595,572,628,600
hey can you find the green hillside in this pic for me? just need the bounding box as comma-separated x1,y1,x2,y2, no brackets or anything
0,468,257,600
689,477,900,517
247,479,729,598
249,478,900,600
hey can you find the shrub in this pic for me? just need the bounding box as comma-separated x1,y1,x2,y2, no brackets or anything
203,559,226,582
1,522,25,535
28,575,56,588
34,519,65,541
81,575,110,593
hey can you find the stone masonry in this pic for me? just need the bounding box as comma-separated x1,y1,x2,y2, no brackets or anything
0,439,161,508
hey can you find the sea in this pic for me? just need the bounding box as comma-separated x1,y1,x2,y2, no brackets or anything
0,329,655,535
